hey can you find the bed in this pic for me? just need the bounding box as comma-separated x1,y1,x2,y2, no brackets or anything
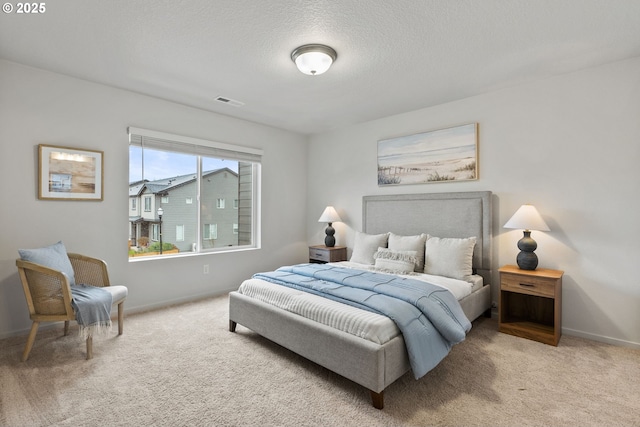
228,191,493,409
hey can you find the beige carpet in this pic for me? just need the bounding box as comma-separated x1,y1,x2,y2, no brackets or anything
1,294,638,427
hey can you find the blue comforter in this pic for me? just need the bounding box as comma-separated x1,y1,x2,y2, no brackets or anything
253,263,472,379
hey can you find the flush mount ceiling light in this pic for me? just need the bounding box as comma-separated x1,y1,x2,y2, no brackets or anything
291,44,337,76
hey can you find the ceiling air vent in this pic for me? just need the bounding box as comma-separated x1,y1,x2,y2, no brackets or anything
215,96,244,107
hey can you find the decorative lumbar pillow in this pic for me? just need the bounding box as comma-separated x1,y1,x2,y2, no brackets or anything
424,235,476,281
388,232,427,272
350,231,389,265
18,241,76,285
373,247,417,274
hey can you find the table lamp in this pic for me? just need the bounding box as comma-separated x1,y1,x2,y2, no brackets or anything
318,206,341,247
504,204,550,270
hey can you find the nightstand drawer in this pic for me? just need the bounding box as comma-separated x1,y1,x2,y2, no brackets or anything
501,273,555,298
308,245,347,263
309,247,330,262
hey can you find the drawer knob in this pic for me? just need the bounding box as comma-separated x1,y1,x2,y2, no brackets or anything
519,283,535,288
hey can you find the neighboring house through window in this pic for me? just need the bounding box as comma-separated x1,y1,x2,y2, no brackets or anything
128,127,262,259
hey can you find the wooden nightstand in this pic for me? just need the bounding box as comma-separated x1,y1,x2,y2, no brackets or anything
309,245,347,264
498,265,564,346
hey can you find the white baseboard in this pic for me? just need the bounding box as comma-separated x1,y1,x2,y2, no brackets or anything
488,309,639,349
562,327,640,349
0,289,236,341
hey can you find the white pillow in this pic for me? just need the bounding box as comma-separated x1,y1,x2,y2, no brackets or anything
424,236,476,281
373,247,417,274
388,232,427,272
350,231,389,265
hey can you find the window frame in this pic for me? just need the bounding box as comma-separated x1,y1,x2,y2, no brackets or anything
128,127,262,261
176,224,185,242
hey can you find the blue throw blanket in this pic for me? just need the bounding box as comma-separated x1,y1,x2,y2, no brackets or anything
253,263,472,379
71,284,112,339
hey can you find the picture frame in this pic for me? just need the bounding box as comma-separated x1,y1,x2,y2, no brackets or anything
377,123,478,186
38,144,104,201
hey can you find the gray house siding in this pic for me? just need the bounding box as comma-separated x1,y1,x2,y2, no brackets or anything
130,168,244,254
238,162,253,246
156,181,198,252
201,169,239,249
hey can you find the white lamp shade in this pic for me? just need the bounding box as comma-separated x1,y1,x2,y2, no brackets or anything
318,206,341,223
504,204,550,231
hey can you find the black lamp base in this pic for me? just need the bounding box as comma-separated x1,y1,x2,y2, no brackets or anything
324,223,336,247
516,230,538,270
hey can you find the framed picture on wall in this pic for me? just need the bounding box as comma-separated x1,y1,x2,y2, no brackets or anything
377,123,478,186
38,144,104,201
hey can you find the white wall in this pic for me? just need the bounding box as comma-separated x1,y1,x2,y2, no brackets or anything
3,57,639,348
0,60,309,338
307,57,640,348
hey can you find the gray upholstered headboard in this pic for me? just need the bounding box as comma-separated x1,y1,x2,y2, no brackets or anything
362,191,493,284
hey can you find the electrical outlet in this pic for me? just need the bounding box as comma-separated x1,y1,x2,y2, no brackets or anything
203,264,209,274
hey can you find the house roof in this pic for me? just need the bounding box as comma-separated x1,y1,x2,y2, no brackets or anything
129,168,237,196
129,216,145,224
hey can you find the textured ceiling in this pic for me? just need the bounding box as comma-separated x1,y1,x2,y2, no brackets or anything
2,0,640,135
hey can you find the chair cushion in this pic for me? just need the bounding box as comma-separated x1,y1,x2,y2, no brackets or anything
102,285,128,304
18,241,76,285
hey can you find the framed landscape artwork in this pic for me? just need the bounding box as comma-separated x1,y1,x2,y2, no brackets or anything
377,123,478,186
38,144,104,201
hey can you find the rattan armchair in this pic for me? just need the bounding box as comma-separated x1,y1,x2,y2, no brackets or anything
16,253,127,361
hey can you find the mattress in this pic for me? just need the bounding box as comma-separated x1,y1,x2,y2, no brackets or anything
237,262,482,345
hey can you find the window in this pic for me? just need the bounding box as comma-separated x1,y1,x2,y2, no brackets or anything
152,224,159,241
129,127,261,259
131,198,136,210
204,223,217,240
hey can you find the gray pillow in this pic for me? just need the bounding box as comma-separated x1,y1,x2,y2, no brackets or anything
18,241,76,285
